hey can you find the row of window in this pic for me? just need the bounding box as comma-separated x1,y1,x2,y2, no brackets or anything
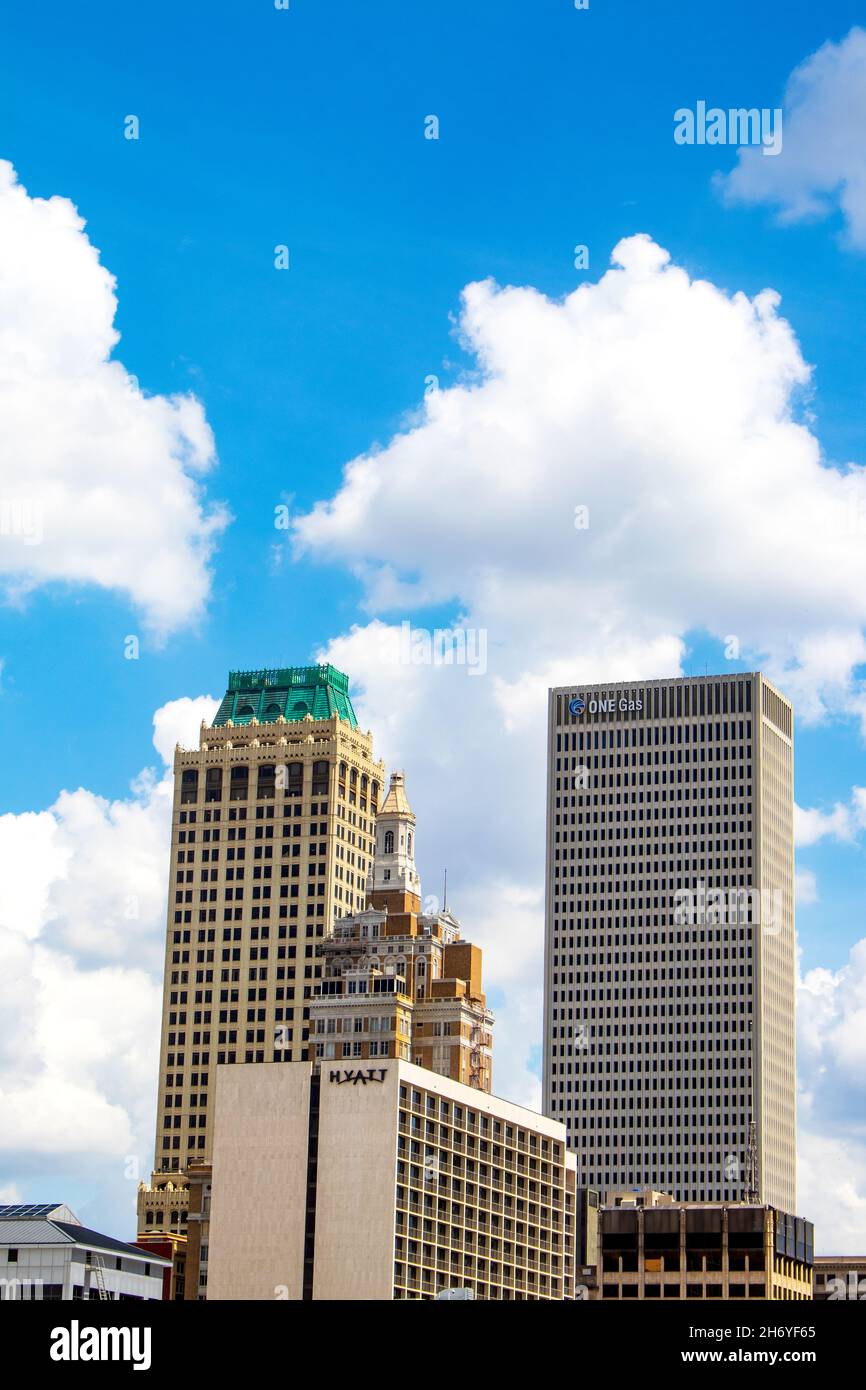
179,763,379,809
557,719,753,750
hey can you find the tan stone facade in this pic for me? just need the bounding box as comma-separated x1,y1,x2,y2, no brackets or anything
307,774,494,1092
137,666,384,1239
183,1161,212,1301
207,1066,311,1301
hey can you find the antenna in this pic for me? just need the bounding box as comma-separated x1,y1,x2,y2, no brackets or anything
747,1120,760,1204
443,868,447,911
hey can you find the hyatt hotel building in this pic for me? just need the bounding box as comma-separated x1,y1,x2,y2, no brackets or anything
543,674,796,1212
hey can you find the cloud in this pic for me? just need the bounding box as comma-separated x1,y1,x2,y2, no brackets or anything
295,236,866,1168
0,161,229,636
0,694,215,1236
297,234,866,730
152,693,220,766
795,786,866,845
798,1132,866,1254
798,939,866,1250
800,940,866,1082
718,27,866,250
795,868,818,906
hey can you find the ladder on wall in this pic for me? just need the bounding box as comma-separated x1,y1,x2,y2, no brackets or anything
91,1255,110,1301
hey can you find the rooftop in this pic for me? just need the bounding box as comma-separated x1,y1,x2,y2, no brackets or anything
0,1207,171,1263
212,663,358,730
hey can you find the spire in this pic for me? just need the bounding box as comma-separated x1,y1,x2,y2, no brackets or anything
369,771,421,898
378,770,413,816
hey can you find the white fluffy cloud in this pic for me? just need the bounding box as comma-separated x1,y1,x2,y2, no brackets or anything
798,1133,866,1255
0,161,228,636
0,693,217,1235
798,939,866,1250
296,238,866,1220
795,787,866,846
718,27,866,250
795,869,818,906
298,234,866,725
799,940,866,1082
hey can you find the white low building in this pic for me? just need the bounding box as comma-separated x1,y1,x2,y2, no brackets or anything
0,1203,170,1301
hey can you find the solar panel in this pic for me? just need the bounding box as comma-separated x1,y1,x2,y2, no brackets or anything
0,1203,62,1218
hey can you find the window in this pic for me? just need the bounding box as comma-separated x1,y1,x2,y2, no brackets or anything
230,766,249,801
312,761,329,795
385,831,394,855
205,768,222,802
181,770,198,805
257,765,276,799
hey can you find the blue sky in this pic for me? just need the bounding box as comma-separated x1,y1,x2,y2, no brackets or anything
2,0,866,811
2,0,866,1248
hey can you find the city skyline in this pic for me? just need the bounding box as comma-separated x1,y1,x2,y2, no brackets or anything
136,675,497,1279
2,1,866,1260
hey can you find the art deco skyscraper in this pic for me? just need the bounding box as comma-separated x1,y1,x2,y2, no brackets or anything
543,673,796,1212
137,665,385,1236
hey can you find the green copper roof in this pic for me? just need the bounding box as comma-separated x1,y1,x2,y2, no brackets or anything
213,664,358,729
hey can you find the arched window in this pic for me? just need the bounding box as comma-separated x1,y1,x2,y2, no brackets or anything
384,830,394,855
235,703,255,724
407,832,412,856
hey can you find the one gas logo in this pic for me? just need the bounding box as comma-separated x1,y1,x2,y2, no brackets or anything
569,693,644,716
